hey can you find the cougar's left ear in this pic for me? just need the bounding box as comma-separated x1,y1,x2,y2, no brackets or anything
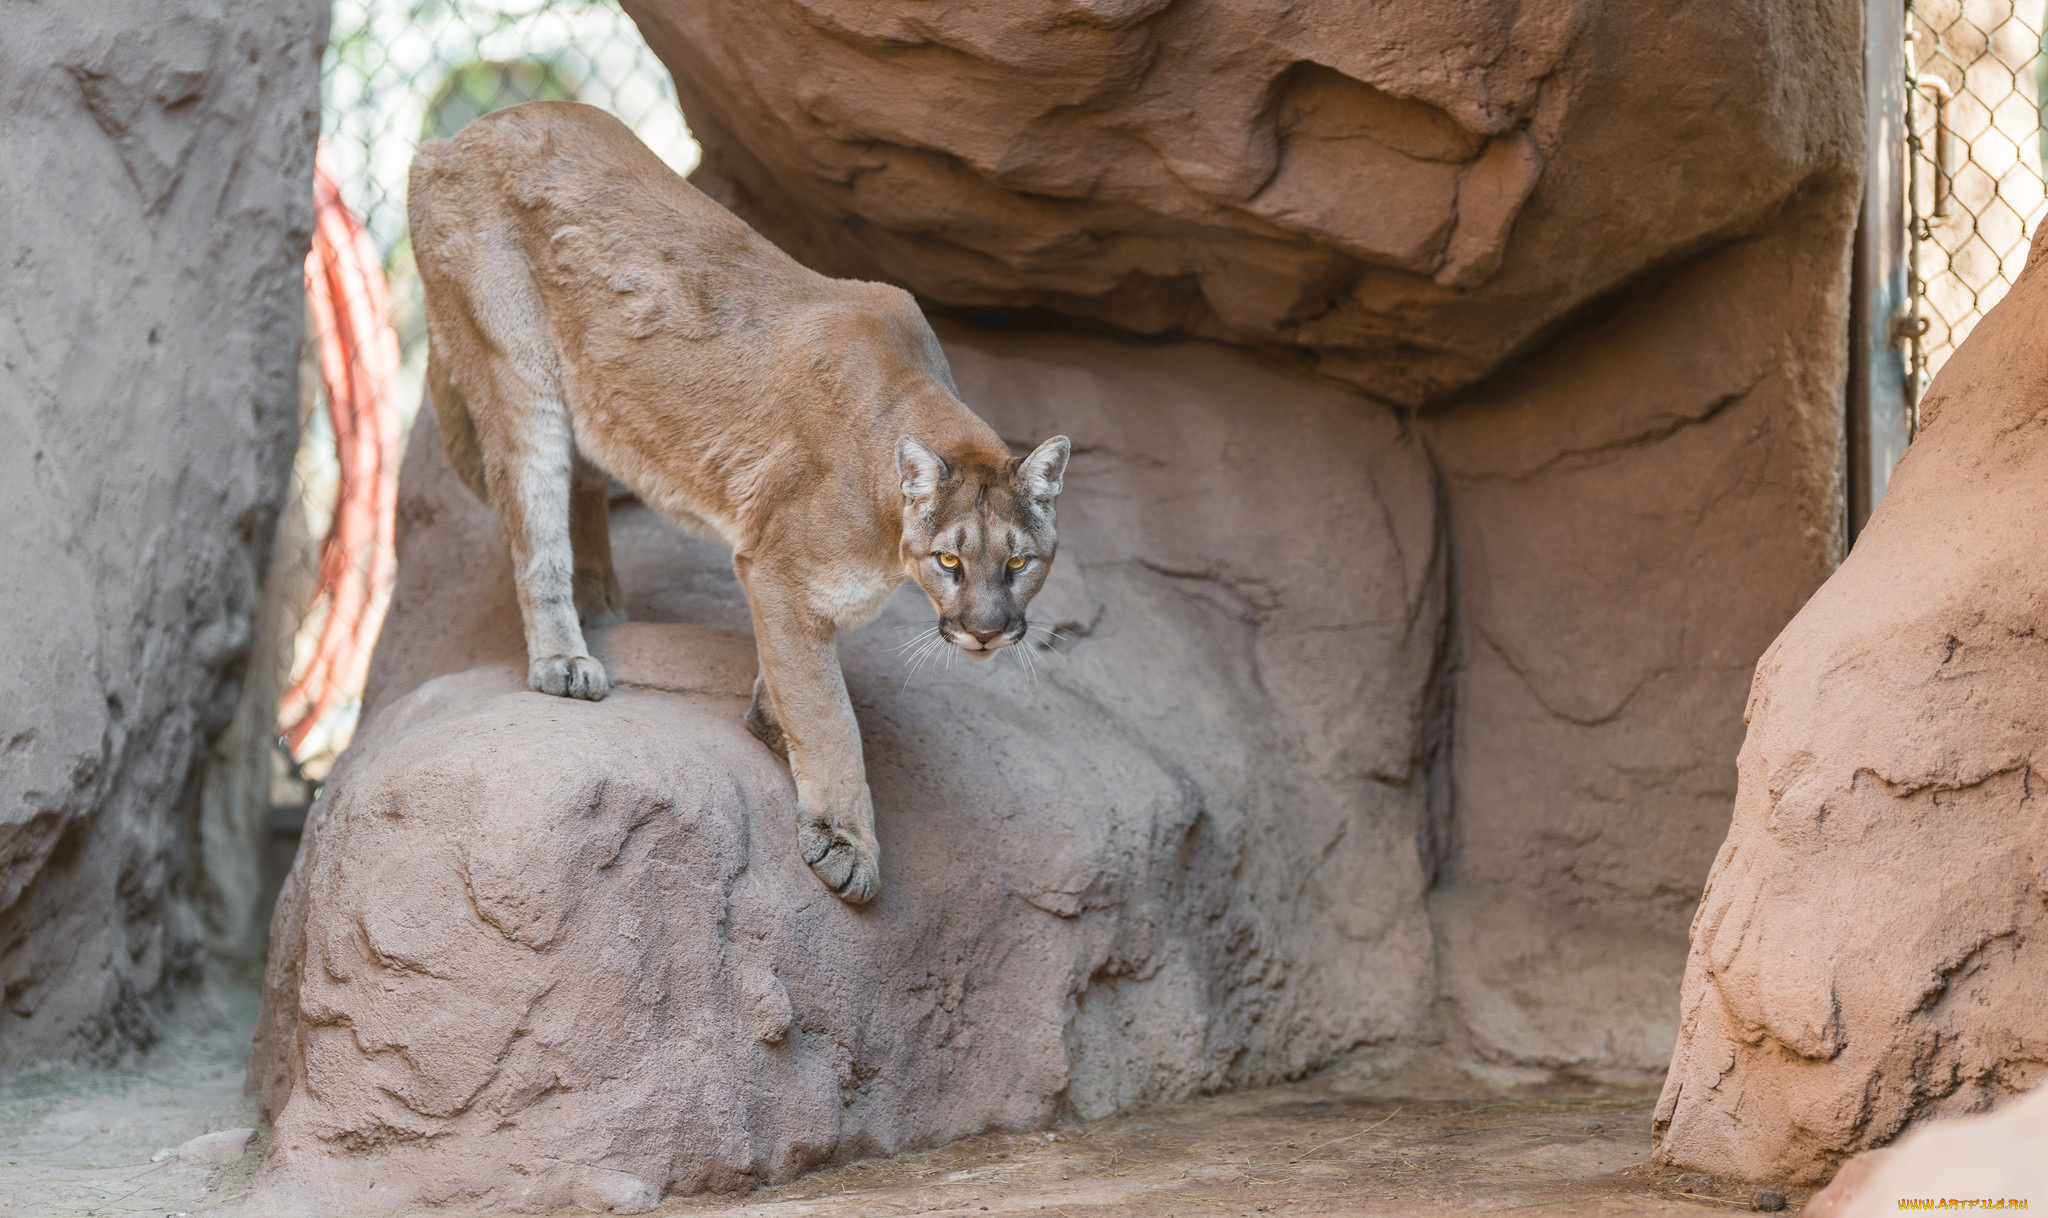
897,435,949,501
1017,435,1070,501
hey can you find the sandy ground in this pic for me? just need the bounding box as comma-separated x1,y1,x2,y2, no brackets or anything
0,986,268,1218
0,988,1797,1218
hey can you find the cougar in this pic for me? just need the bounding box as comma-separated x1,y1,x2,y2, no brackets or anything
408,102,1069,904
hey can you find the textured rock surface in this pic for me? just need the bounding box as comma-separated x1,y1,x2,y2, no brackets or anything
1419,192,1851,946
250,323,1446,1212
1804,1086,2048,1216
1655,229,2048,1181
624,0,1858,405
0,0,321,1060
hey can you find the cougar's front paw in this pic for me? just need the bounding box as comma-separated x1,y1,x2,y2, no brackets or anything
529,654,608,701
799,819,879,904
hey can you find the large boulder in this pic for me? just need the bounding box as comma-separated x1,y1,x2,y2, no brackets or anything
249,323,1445,1212
0,0,321,1060
1655,228,2048,1180
623,0,1858,405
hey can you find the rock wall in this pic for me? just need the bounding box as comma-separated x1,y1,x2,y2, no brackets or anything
251,324,1445,1212
0,0,321,1060
1419,189,1851,1073
1655,227,2048,1183
1424,193,1849,934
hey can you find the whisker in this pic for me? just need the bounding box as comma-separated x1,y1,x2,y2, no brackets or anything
900,637,943,690
899,629,947,684
888,627,941,654
1021,621,1074,662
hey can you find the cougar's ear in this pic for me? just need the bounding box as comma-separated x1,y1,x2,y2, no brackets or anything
1017,435,1070,502
897,436,949,501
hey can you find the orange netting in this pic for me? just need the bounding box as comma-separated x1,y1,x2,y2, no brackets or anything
279,143,401,755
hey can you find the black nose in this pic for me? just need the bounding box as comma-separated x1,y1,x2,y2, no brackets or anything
969,629,1002,644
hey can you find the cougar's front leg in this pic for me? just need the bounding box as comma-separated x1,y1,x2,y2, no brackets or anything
740,564,878,904
570,452,625,628
486,406,606,700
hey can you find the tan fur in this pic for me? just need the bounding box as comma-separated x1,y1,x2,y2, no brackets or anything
408,102,1069,903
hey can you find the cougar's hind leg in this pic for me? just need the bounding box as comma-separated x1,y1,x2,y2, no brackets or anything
570,452,625,628
486,396,607,701
427,222,606,701
744,671,788,758
427,353,490,502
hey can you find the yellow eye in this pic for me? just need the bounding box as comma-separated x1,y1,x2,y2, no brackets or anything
1007,555,1028,571
937,552,960,569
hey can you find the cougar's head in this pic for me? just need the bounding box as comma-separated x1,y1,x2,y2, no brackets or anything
897,434,1070,661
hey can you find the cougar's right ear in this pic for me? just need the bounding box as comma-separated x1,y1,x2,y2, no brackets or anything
897,436,949,501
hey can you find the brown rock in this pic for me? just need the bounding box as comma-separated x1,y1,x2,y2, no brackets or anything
250,323,1444,1212
0,0,320,1060
1655,228,2048,1180
623,0,1858,404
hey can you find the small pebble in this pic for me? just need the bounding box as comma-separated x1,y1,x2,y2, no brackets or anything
176,1128,254,1165
1753,1189,1787,1212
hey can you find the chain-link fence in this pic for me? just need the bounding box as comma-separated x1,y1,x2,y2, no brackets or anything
1905,0,2048,413
281,0,694,776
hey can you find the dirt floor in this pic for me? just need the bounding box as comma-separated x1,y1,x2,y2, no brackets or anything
0,988,1799,1218
0,985,268,1218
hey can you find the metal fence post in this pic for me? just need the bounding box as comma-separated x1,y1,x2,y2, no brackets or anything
1847,0,1914,546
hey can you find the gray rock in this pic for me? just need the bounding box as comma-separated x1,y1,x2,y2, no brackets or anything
0,0,322,1061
